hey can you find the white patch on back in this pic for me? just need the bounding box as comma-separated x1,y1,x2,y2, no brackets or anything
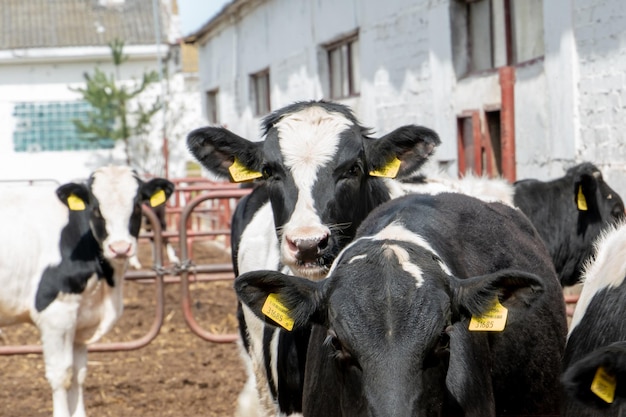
568,221,626,336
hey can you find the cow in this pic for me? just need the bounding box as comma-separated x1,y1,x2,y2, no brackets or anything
235,192,568,417
186,100,441,417
562,341,626,413
561,220,626,416
0,165,174,417
513,162,625,287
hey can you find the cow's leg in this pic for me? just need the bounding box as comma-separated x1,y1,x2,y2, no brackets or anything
68,343,88,417
37,301,80,417
165,242,180,265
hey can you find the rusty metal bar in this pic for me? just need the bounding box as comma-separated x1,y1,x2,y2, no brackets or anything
0,205,166,355
178,189,250,343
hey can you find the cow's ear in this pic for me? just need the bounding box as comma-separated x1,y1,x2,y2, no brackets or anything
574,168,601,215
364,125,440,180
56,183,91,211
234,270,326,331
452,269,545,320
187,126,264,182
562,341,626,407
140,178,175,207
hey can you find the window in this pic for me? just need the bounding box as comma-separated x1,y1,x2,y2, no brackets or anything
326,34,360,99
250,69,270,117
458,0,544,74
205,89,219,124
12,101,114,152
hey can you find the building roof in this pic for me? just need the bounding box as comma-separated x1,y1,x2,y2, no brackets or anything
1,0,167,50
183,0,260,45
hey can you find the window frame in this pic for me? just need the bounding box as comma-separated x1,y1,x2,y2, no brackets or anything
250,68,271,117
205,89,219,124
324,32,360,100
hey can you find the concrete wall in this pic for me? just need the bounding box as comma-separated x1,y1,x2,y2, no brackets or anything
195,0,626,196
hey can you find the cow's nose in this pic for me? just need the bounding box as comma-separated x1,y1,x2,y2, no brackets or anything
109,241,132,257
288,234,329,263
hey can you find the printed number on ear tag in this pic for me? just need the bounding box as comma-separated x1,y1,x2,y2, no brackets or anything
150,189,166,207
577,186,588,211
261,293,294,331
591,366,616,404
468,299,508,332
229,159,262,183
369,158,401,178
67,194,86,211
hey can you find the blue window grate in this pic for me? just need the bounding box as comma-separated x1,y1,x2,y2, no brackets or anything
12,101,115,152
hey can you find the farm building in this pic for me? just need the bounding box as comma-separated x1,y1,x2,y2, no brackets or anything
185,0,626,195
0,0,202,183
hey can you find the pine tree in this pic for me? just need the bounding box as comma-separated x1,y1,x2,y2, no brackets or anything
72,39,162,166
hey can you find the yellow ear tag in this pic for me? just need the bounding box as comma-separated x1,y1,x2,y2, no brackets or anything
369,157,401,178
149,189,166,207
591,366,616,403
67,194,86,211
228,159,263,183
469,299,508,332
261,293,294,331
577,185,588,211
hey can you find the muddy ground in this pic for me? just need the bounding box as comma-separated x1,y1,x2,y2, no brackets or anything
0,239,247,417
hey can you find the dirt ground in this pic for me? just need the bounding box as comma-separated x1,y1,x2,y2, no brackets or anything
0,239,247,417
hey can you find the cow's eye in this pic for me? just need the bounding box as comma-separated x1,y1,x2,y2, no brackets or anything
262,166,273,179
423,330,450,369
93,207,102,219
611,203,625,219
325,329,355,365
346,163,361,177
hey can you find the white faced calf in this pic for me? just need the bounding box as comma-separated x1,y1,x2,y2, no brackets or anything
0,166,174,417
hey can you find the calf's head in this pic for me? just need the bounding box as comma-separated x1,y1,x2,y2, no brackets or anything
187,101,440,279
56,166,175,263
235,238,545,416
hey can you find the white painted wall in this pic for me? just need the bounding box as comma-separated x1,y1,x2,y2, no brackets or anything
194,0,626,197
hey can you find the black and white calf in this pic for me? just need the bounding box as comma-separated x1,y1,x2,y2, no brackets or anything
187,100,441,416
236,192,568,417
0,166,174,417
513,162,625,286
562,220,626,416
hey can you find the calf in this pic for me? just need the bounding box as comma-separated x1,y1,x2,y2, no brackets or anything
0,166,174,417
187,100,441,416
513,162,625,286
562,220,626,416
235,192,568,417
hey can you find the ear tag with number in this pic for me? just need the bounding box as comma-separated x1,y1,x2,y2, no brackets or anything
67,194,86,211
150,189,166,207
229,159,263,183
469,299,508,332
591,366,616,403
369,157,401,178
261,293,294,331
577,186,588,211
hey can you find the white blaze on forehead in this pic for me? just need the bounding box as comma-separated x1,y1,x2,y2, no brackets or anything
275,106,352,231
372,222,452,275
382,243,424,287
90,166,140,244
568,221,626,336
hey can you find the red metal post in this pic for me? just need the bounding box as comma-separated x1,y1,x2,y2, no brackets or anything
499,66,516,182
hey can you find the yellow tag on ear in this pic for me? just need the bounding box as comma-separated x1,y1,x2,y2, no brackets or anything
261,293,294,331
577,186,588,211
369,157,401,178
149,189,166,207
228,159,263,183
469,299,508,332
67,194,86,211
591,366,616,403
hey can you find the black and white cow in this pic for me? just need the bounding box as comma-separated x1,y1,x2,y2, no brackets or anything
561,220,626,416
513,162,625,286
187,100,441,416
235,192,568,417
0,166,174,417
